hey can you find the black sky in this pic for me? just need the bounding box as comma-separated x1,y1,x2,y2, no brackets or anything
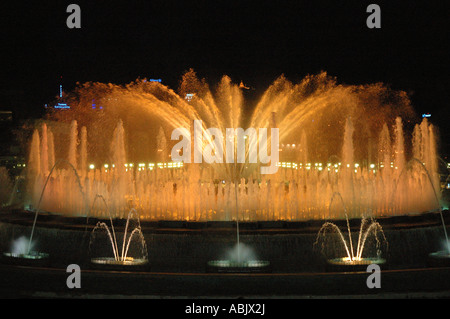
0,0,449,151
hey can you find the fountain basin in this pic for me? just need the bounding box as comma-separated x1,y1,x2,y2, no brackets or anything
90,257,149,271
428,251,450,268
206,260,271,273
2,251,50,267
326,257,386,272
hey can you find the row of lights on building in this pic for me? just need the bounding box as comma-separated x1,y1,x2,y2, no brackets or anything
86,161,402,173
89,162,184,171
275,162,392,173
10,160,450,172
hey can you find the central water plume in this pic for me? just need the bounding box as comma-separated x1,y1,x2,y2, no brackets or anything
23,70,441,221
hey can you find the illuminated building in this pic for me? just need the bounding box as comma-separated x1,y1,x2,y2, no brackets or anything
185,93,194,102
50,84,71,109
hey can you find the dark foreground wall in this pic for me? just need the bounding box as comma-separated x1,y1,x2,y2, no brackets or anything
0,210,448,273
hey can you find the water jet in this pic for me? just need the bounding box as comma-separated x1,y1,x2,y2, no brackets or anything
89,208,149,270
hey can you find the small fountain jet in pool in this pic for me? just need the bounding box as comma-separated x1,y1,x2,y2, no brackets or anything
207,242,270,273
89,208,148,269
2,156,83,265
2,236,49,265
314,214,388,271
206,166,270,273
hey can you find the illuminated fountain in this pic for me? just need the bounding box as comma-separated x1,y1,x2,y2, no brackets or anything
3,70,446,273
313,188,387,270
23,71,442,222
89,208,148,269
314,214,388,271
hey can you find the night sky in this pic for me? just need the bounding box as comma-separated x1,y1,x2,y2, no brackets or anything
1,0,449,153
